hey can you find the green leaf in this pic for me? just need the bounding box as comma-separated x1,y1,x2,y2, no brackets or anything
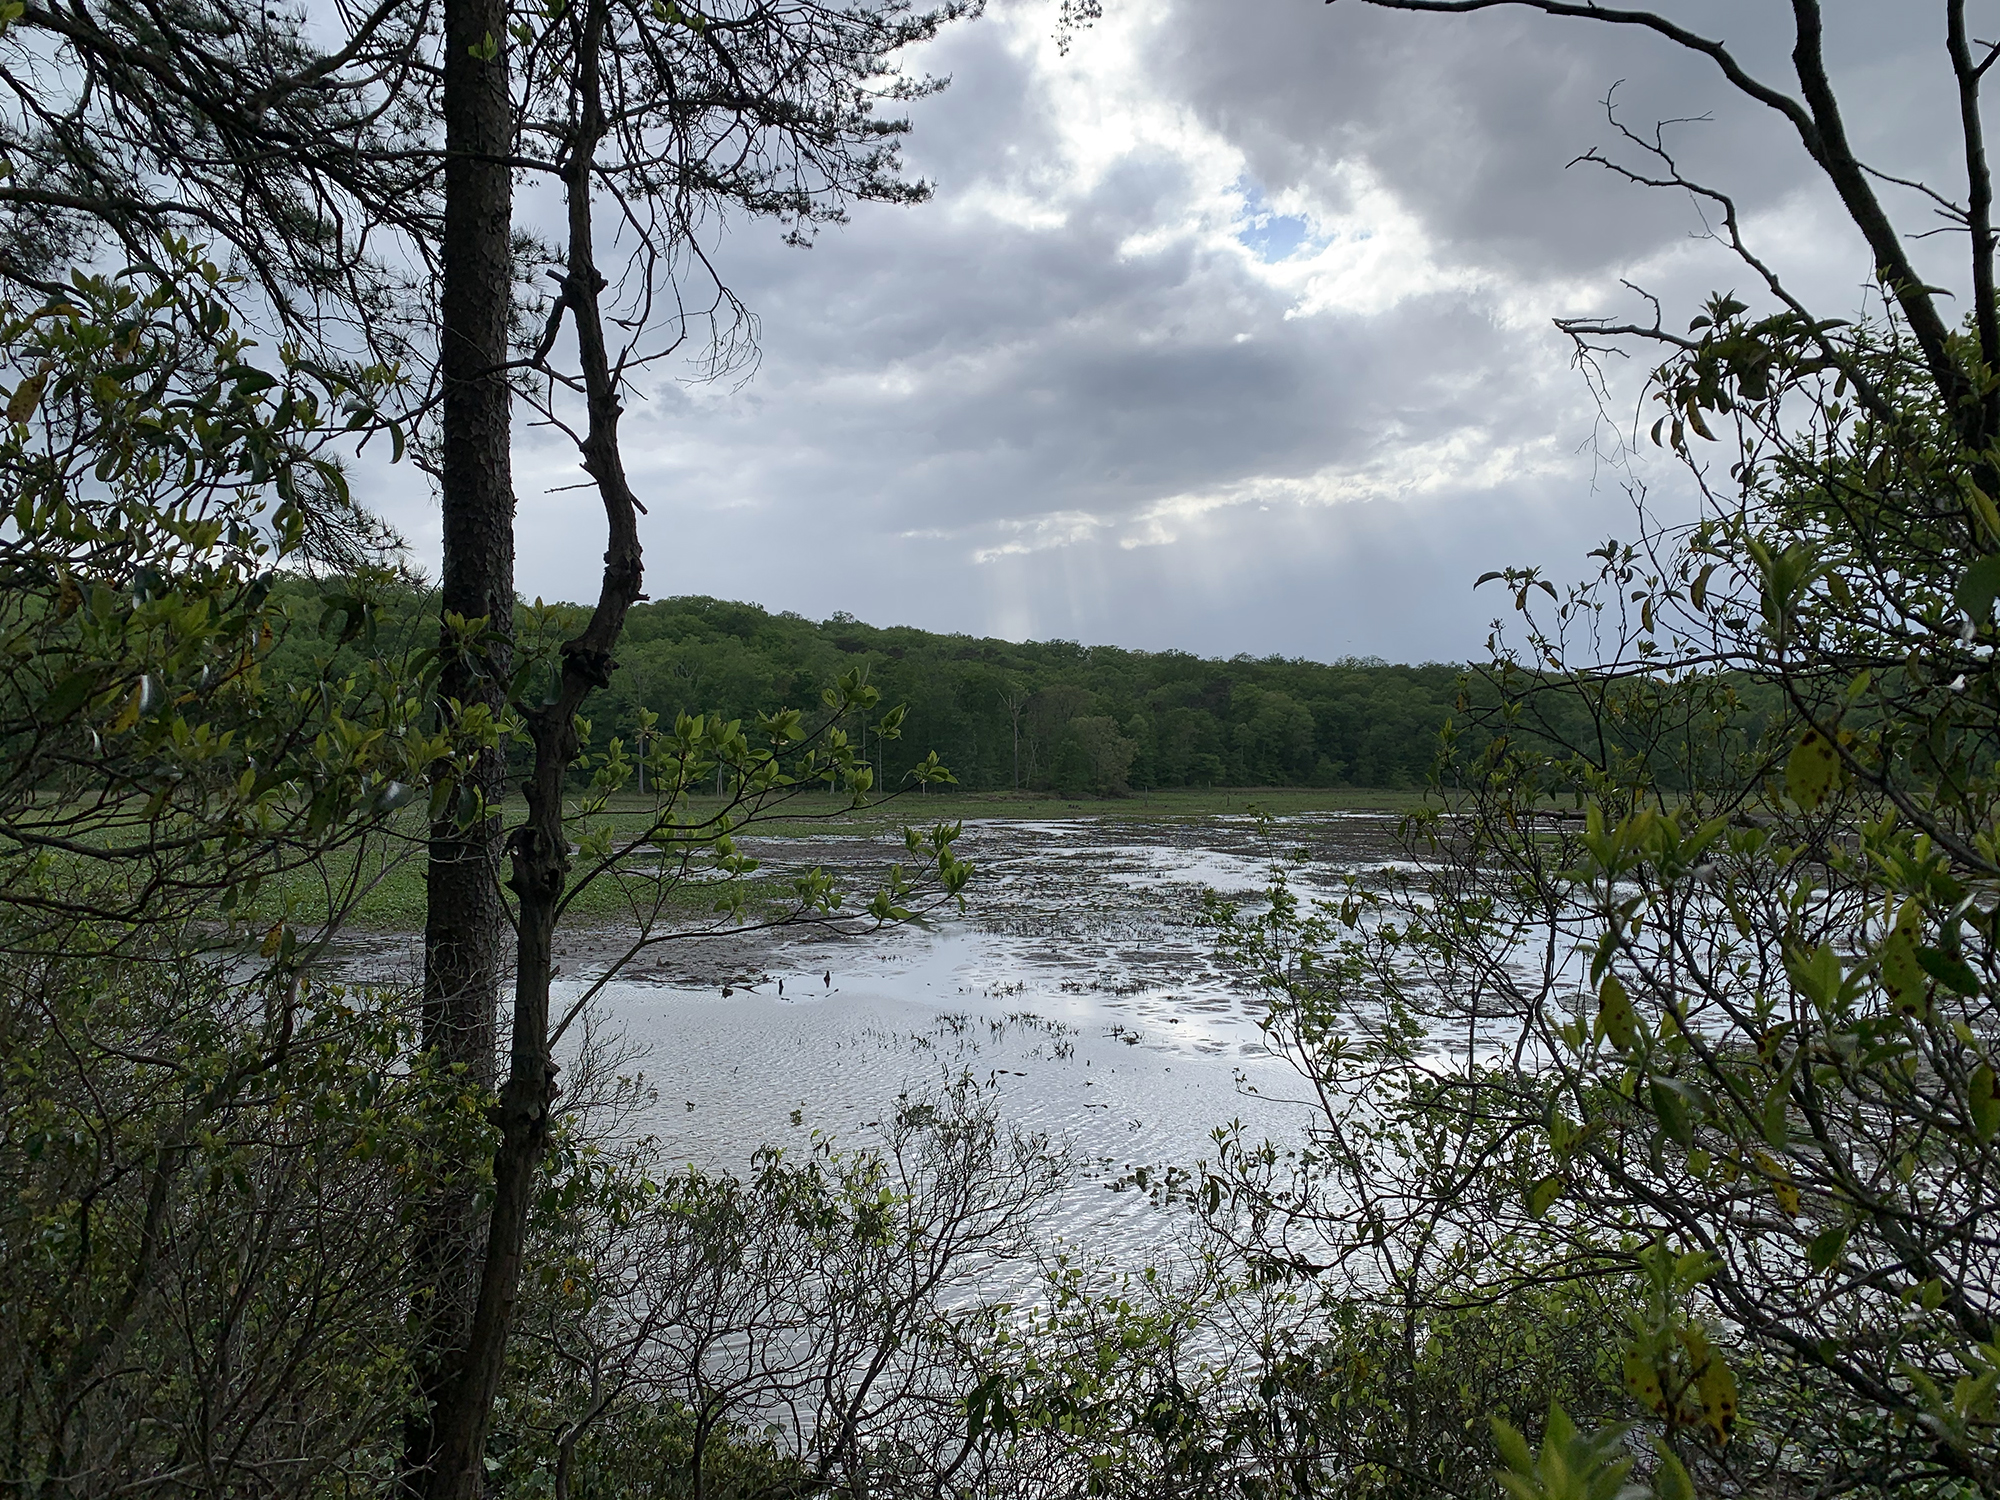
1650,1077,1696,1148
1595,972,1638,1052
1807,1225,1849,1270
1955,552,2000,623
221,362,278,396
1972,1064,2000,1142
42,670,99,720
1652,1444,1693,1500
1916,946,1980,997
306,786,340,838
1689,563,1716,613
1784,943,1843,1007
1527,1175,1564,1220
1490,1415,1534,1477
1761,1080,1789,1150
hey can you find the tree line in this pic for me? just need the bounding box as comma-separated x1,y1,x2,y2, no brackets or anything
265,586,1785,799
263,585,1496,794
604,598,1472,794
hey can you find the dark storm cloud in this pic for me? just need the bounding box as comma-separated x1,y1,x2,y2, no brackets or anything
481,0,1968,662
1154,1,1966,287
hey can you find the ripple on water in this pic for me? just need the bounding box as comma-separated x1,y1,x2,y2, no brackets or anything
557,814,1408,1259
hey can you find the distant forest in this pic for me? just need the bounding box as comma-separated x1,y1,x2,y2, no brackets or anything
594,597,1475,795
268,586,1485,793
269,587,1778,796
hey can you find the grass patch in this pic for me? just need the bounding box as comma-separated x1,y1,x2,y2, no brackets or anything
226,785,1430,935
235,818,783,935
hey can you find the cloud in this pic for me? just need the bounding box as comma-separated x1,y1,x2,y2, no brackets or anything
376,0,1965,663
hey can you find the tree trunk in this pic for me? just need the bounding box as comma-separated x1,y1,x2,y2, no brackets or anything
406,0,514,1480
417,6,644,1486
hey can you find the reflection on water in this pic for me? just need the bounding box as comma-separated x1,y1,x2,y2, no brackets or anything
564,812,1407,1256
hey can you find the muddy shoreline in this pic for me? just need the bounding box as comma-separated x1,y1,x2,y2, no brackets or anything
323,812,1413,1255
330,810,1409,990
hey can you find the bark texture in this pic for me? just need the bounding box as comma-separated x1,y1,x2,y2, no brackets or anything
418,6,644,1490
407,0,514,1483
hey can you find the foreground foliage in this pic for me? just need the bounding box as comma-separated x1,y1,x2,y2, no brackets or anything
0,248,462,1491
1188,3,2000,1496
0,246,982,1495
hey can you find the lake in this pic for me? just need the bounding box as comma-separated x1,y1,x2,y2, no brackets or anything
548,809,1411,1256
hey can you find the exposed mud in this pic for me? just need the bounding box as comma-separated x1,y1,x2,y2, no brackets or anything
330,812,1414,1259
578,813,1406,1257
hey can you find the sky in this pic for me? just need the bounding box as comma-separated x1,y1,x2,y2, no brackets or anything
375,0,1978,664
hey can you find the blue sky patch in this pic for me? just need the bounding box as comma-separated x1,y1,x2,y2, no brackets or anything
1234,179,1323,263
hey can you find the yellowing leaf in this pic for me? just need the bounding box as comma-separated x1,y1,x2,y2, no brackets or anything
1696,1348,1738,1444
1972,485,2000,546
1757,1152,1801,1217
1880,901,1929,1018
5,369,44,422
1596,972,1638,1052
1622,1347,1667,1416
260,923,285,958
1784,728,1839,810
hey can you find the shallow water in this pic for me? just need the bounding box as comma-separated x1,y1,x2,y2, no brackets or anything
557,811,1409,1256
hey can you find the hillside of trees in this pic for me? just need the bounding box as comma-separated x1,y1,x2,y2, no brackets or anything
593,597,1477,795
266,584,1780,798
281,587,1497,794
